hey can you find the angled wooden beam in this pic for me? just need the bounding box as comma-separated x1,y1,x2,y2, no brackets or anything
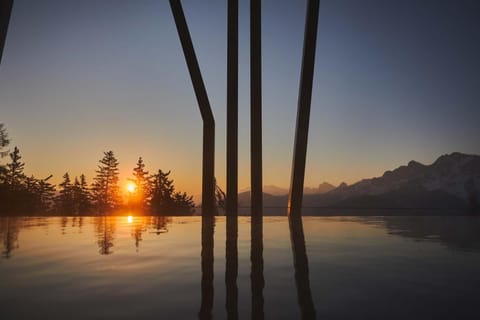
226,0,239,215
250,0,263,214
169,0,215,215
0,0,13,64
288,0,320,217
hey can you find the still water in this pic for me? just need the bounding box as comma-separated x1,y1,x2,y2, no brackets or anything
1,215,480,319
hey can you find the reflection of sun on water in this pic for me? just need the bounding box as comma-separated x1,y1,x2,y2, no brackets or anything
127,216,133,223
126,182,137,193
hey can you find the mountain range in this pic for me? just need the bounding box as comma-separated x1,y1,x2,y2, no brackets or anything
238,152,480,213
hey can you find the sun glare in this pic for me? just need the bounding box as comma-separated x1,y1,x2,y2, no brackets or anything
127,216,133,223
126,182,137,193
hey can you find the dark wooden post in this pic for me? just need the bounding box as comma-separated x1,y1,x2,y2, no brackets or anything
251,0,263,214
226,0,238,215
0,0,13,64
169,0,215,215
288,0,321,217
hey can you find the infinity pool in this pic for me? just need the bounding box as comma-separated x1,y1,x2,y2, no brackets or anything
1,216,479,319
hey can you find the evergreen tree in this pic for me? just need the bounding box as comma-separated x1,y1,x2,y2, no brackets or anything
5,147,25,191
56,173,74,213
36,175,55,212
78,174,92,213
91,151,121,212
149,169,175,214
149,169,195,215
0,123,9,158
172,191,195,215
131,157,150,209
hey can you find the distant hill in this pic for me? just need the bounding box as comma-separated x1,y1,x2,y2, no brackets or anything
239,153,480,213
239,182,336,198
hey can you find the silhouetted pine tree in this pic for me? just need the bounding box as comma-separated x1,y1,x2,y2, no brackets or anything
56,173,74,214
78,174,92,213
131,157,150,209
149,169,175,214
172,191,195,215
4,147,25,191
91,151,121,212
149,169,195,215
0,123,9,158
36,175,55,212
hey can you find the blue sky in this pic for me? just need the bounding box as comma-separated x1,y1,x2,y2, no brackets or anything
1,0,479,195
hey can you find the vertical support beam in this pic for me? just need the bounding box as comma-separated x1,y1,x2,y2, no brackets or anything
169,0,215,214
0,0,13,64
288,0,320,217
226,0,238,215
250,0,263,214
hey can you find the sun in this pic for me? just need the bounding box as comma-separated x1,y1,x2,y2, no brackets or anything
126,181,137,193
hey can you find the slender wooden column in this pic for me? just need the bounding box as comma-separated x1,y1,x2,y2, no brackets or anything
250,0,263,214
288,0,320,217
169,0,215,214
0,0,13,64
226,0,238,215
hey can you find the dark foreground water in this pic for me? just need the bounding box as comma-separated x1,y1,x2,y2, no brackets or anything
1,215,480,320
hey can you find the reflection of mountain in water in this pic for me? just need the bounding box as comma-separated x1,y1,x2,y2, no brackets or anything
365,216,480,252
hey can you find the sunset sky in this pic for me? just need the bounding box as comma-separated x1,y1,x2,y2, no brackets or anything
1,0,479,196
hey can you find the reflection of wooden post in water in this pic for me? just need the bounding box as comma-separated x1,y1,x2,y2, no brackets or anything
169,0,216,215
288,0,320,217
289,216,316,319
226,0,238,215
0,0,13,64
199,215,215,320
250,0,263,213
251,216,264,320
226,214,238,319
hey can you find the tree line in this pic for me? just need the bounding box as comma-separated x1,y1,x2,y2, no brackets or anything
0,124,202,215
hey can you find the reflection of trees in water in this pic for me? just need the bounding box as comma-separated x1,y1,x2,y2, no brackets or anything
70,216,84,231
0,217,49,258
128,216,171,251
94,216,117,255
0,217,20,259
147,216,170,235
60,217,68,235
